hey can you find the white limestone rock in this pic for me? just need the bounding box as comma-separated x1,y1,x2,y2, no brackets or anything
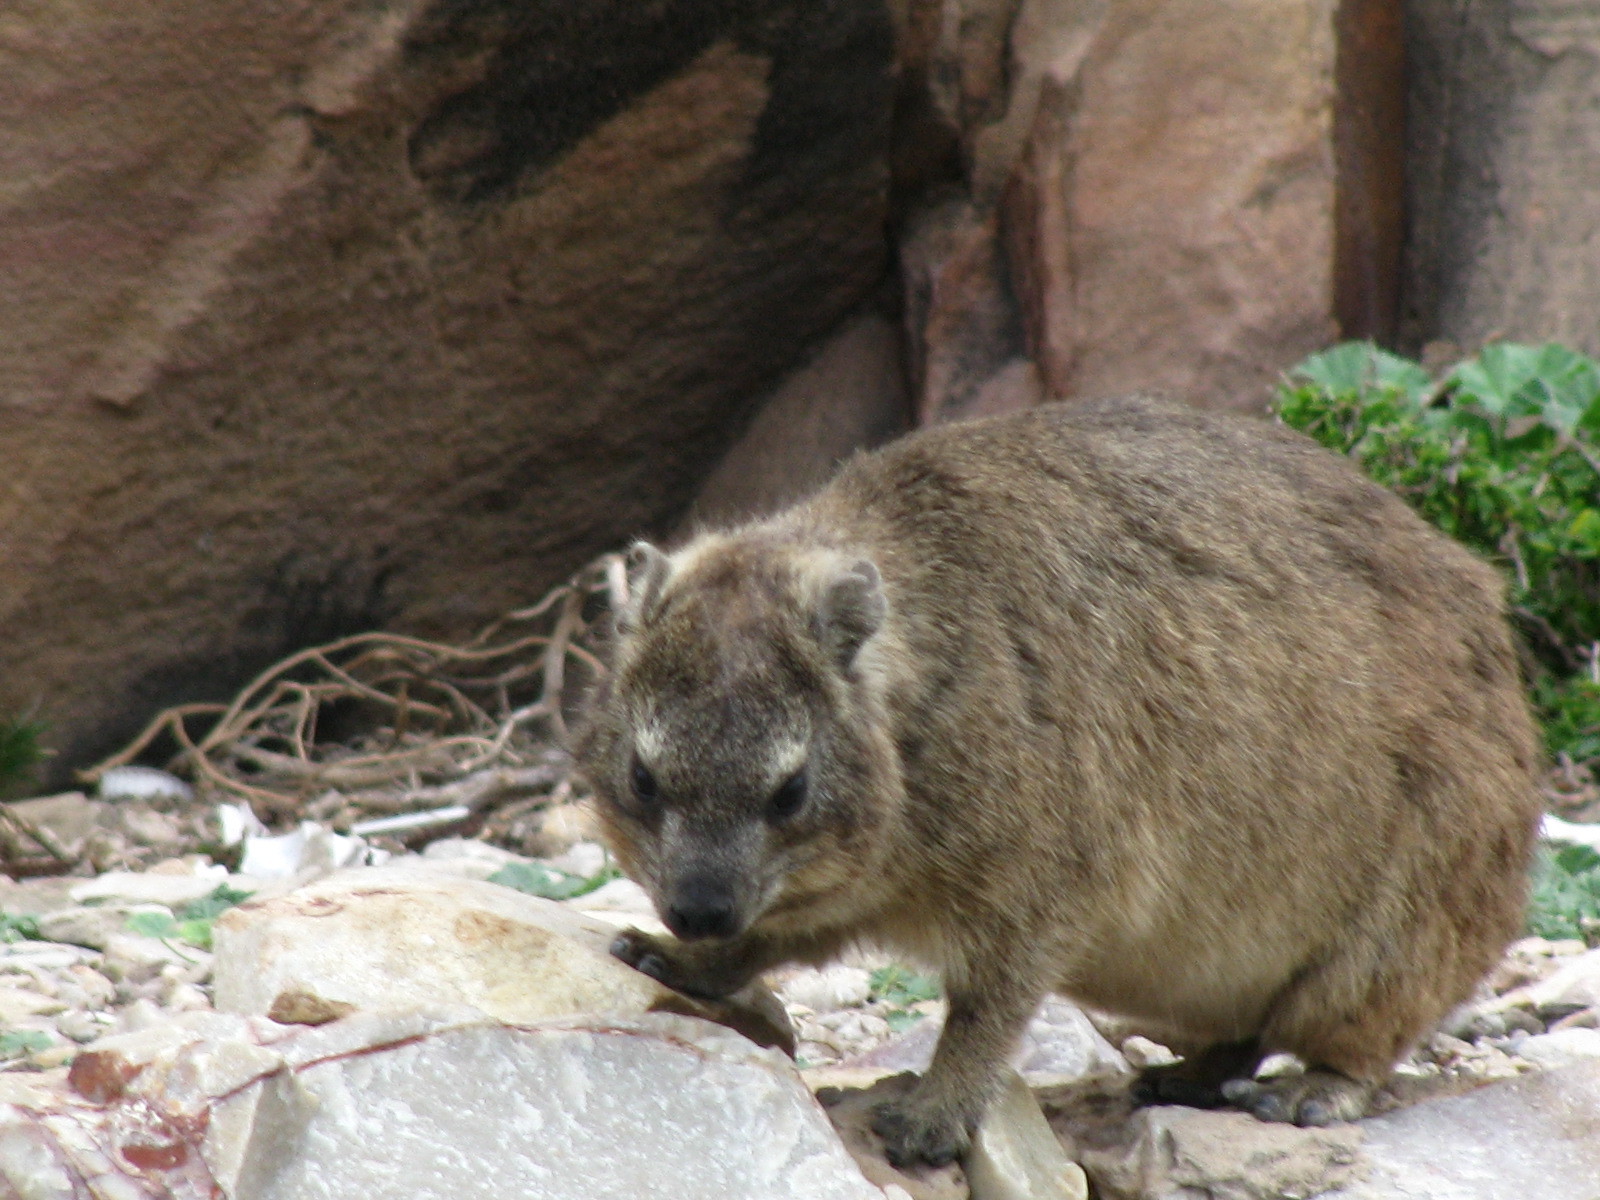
418,835,534,879
843,995,1127,1083
571,877,665,932
1515,947,1600,1019
0,1010,891,1200
97,766,193,804
777,964,876,1012
964,1071,1088,1200
209,865,792,1051
231,1013,884,1200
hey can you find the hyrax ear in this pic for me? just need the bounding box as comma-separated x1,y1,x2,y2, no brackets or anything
616,541,671,634
815,559,885,671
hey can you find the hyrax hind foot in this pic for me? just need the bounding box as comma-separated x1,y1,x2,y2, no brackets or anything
869,1073,976,1169
1221,1069,1374,1126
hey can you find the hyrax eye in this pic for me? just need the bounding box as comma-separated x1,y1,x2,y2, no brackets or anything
767,768,808,822
630,759,660,806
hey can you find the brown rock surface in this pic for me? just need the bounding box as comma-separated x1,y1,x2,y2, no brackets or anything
896,0,1403,414
2,0,1415,774
1041,1075,1363,1200
684,312,910,530
1402,0,1600,357
0,0,892,777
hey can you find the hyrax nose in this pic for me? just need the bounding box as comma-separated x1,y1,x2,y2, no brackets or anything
665,874,737,940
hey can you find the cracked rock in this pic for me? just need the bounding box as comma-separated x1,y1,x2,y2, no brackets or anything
0,1010,890,1200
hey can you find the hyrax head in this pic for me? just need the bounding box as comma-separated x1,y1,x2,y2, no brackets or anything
576,534,895,942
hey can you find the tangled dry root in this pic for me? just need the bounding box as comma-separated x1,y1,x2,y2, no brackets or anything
79,554,627,835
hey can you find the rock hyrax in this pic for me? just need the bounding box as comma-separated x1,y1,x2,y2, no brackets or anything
575,395,1541,1167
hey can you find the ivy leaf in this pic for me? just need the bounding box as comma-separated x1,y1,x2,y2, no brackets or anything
175,919,216,950
1452,343,1600,437
0,911,41,943
1569,509,1600,557
179,884,255,923
1451,343,1547,417
1554,843,1600,876
1291,341,1430,402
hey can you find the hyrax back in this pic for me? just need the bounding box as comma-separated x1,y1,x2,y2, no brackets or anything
576,395,1541,1166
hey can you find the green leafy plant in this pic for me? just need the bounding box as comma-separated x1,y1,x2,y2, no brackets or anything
123,883,255,951
0,716,45,799
488,859,621,902
1276,340,1600,765
870,963,941,1032
1527,842,1600,943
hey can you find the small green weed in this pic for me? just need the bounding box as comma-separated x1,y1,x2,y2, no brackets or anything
488,860,621,901
0,911,42,944
1527,843,1600,942
870,963,941,1031
123,883,255,951
869,964,941,1006
0,1030,53,1059
0,716,45,799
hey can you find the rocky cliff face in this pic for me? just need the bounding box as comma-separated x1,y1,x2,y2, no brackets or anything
0,0,895,774
2,0,1414,777
1402,0,1600,359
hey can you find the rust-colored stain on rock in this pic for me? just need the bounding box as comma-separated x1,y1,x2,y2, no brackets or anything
67,1048,144,1104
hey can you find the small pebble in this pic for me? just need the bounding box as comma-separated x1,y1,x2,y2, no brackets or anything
55,1009,115,1044
1550,1006,1599,1032
163,982,213,1012
64,965,116,1010
1120,1035,1179,1069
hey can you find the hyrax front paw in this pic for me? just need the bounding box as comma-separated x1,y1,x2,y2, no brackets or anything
610,928,686,989
869,1080,973,1169
609,928,728,1000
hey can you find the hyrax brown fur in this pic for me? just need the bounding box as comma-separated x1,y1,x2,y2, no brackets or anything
575,395,1541,1167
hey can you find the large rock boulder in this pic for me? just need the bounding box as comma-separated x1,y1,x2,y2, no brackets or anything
0,1010,890,1199
209,865,794,1052
0,0,893,777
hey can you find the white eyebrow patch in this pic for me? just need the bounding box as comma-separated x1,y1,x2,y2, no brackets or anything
764,737,808,782
634,720,668,767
